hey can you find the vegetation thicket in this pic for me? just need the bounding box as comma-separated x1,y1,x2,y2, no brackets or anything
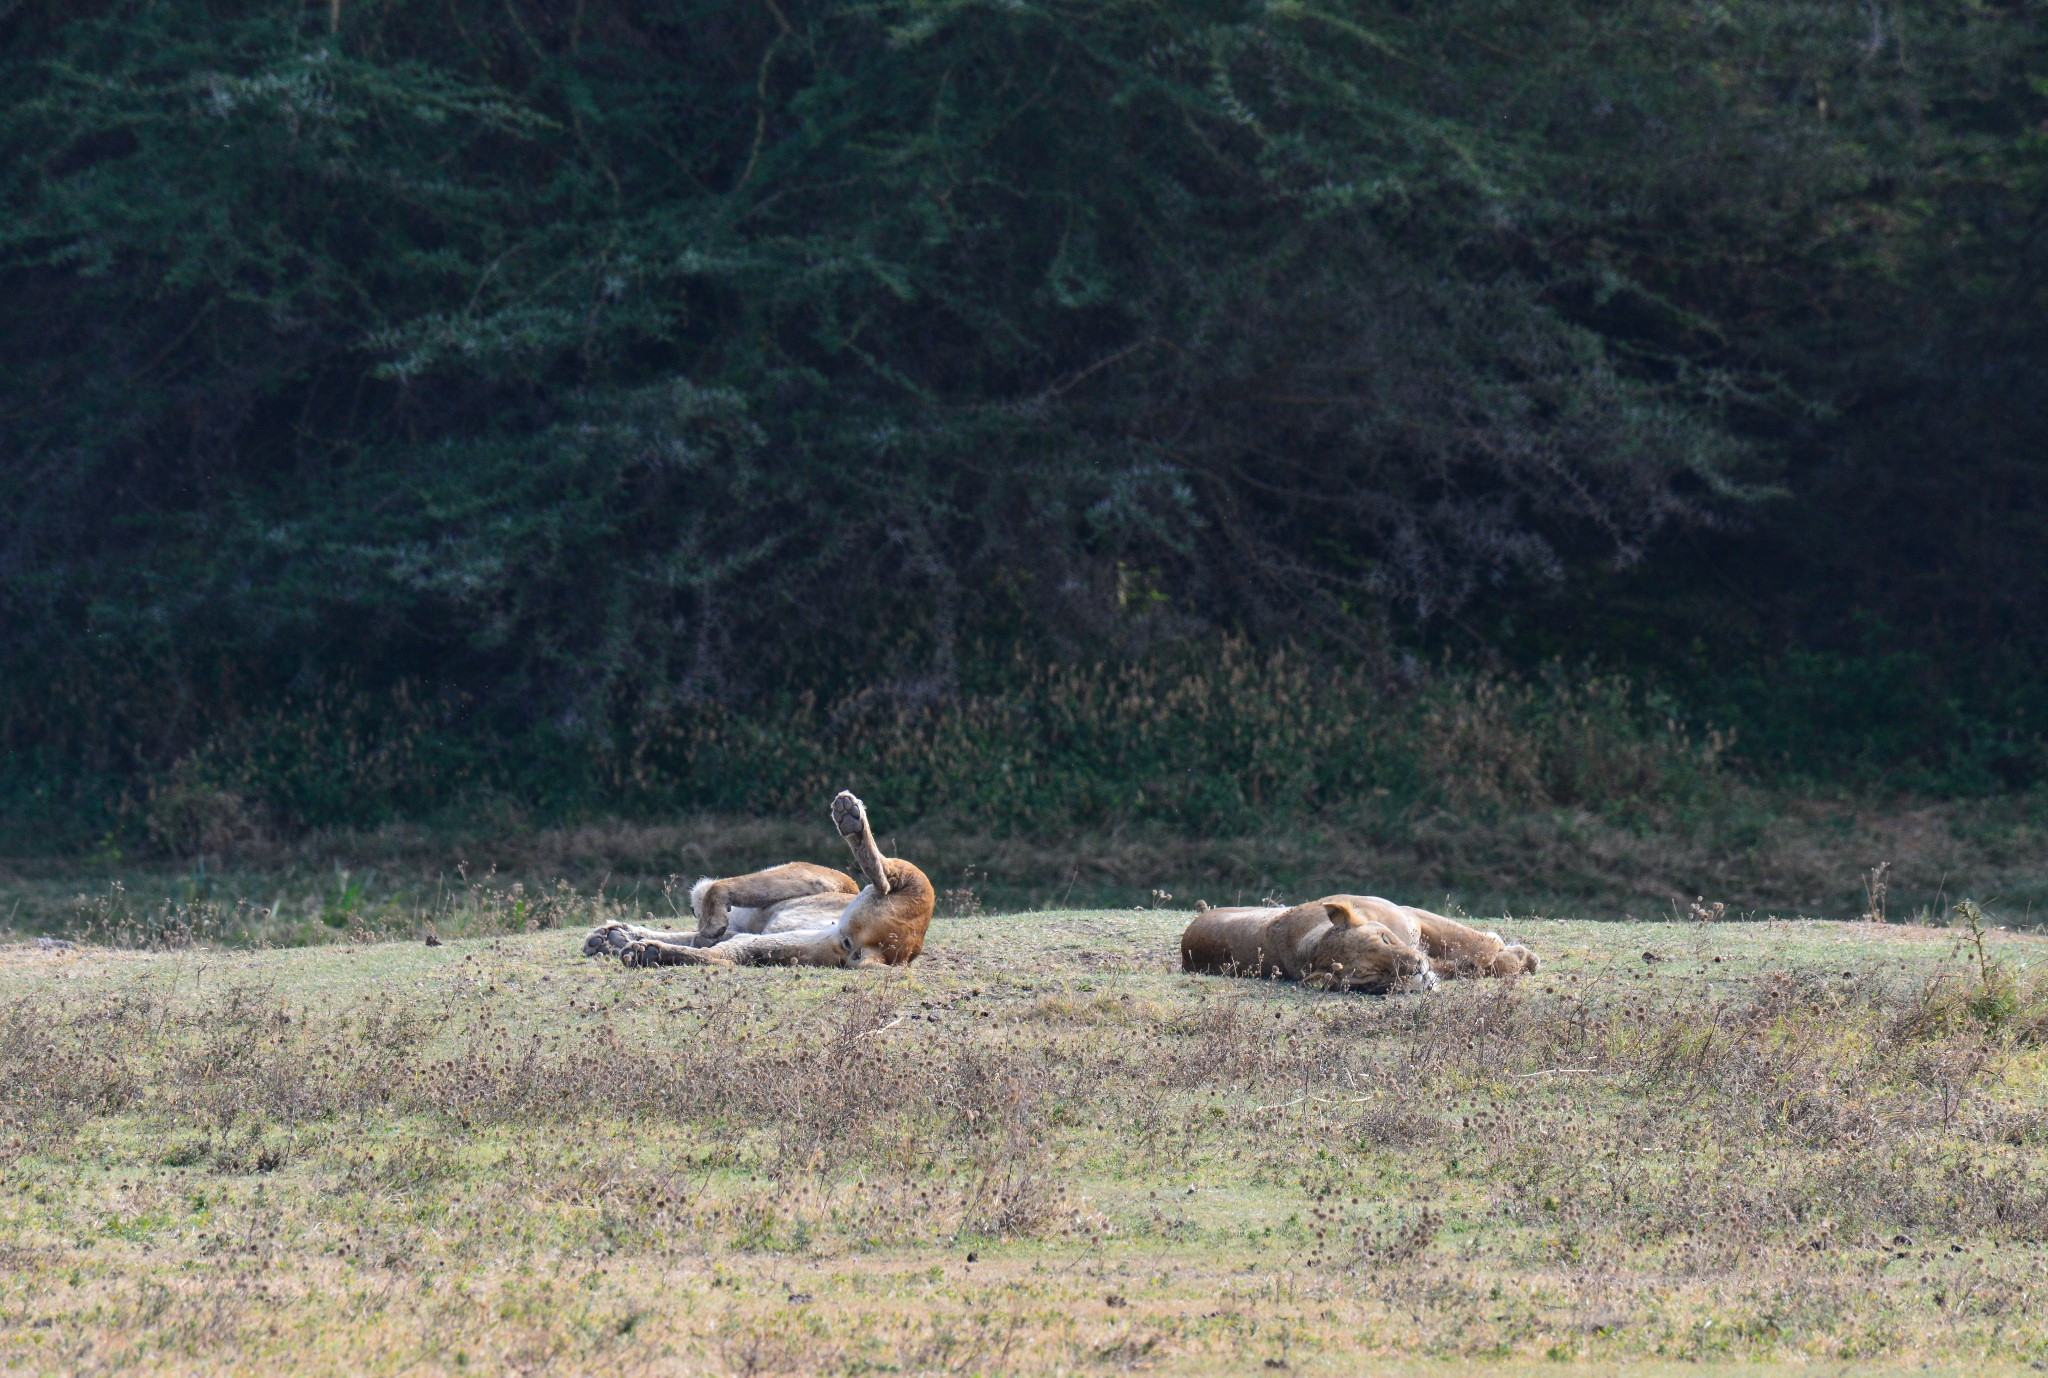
4,0,2046,846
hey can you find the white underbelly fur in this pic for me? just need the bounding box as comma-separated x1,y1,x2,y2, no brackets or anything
759,892,860,933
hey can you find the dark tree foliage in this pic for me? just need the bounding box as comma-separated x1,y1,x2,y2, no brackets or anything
1,0,2044,831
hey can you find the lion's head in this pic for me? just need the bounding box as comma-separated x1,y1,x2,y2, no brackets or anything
1309,901,1434,993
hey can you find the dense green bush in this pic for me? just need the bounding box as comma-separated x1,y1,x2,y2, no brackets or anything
3,0,2045,843
128,647,1723,846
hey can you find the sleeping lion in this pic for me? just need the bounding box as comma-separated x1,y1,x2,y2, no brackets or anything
583,791,933,968
1179,895,1538,991
1179,899,1437,993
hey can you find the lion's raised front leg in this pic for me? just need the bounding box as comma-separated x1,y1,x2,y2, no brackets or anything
831,791,890,896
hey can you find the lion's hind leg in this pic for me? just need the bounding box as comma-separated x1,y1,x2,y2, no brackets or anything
584,921,698,957
618,927,849,969
707,928,851,967
692,862,859,943
621,938,734,967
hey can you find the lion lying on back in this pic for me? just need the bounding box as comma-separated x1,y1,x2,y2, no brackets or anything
1180,895,1536,991
583,791,933,968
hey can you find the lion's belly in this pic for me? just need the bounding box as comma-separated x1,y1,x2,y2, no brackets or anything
1181,908,1289,976
758,893,853,932
719,894,850,935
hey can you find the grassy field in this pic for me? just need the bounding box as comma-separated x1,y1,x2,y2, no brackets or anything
5,908,2048,1375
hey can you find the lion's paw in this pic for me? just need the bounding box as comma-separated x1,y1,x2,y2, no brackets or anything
830,790,869,840
583,921,636,957
623,938,700,968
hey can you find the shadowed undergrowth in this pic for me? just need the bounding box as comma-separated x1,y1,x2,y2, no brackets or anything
8,777,2048,948
130,651,1733,847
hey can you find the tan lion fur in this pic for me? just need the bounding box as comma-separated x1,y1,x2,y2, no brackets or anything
583,792,933,969
1316,894,1539,980
1179,899,1434,993
579,864,858,957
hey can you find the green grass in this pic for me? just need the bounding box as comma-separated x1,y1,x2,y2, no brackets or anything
9,783,2048,949
6,909,2048,1373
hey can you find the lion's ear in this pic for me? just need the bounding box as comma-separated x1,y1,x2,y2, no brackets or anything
1322,900,1364,928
